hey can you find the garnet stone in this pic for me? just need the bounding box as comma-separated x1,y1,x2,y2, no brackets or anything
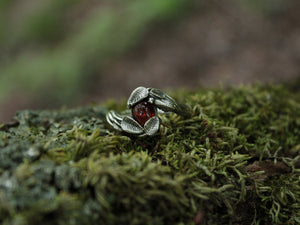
132,101,156,126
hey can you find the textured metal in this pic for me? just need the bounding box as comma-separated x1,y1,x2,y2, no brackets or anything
106,87,190,137
127,87,149,108
149,88,177,112
143,117,160,136
106,111,123,131
121,116,144,134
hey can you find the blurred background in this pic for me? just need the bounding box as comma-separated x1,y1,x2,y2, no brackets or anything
0,0,299,122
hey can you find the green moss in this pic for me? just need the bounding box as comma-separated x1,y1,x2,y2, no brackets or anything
0,84,299,224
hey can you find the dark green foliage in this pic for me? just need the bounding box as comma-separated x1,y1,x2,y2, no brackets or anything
0,84,299,224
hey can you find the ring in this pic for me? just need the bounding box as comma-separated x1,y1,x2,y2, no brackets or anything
106,87,190,137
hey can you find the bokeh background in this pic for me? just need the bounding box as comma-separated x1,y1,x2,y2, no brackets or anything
0,0,299,122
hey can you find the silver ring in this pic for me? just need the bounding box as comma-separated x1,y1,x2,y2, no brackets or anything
106,87,190,137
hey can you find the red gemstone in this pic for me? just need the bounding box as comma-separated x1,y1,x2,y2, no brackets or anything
132,101,156,126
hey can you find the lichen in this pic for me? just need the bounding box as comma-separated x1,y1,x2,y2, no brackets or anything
0,84,299,225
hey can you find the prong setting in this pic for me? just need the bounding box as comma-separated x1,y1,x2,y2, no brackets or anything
106,87,188,137
127,86,149,108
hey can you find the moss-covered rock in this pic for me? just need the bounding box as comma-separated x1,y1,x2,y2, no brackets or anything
0,84,299,225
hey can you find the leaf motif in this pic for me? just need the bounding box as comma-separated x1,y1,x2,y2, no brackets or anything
121,116,144,134
127,87,149,107
143,116,160,136
106,111,123,131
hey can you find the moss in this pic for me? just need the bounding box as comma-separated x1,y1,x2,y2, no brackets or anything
0,84,299,224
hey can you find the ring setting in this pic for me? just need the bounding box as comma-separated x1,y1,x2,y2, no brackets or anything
106,87,190,137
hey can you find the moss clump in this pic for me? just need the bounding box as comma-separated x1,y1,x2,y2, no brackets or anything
0,84,299,224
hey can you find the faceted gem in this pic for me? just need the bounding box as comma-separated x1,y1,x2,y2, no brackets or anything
132,101,156,126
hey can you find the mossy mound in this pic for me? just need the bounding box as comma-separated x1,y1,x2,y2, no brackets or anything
0,84,299,225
